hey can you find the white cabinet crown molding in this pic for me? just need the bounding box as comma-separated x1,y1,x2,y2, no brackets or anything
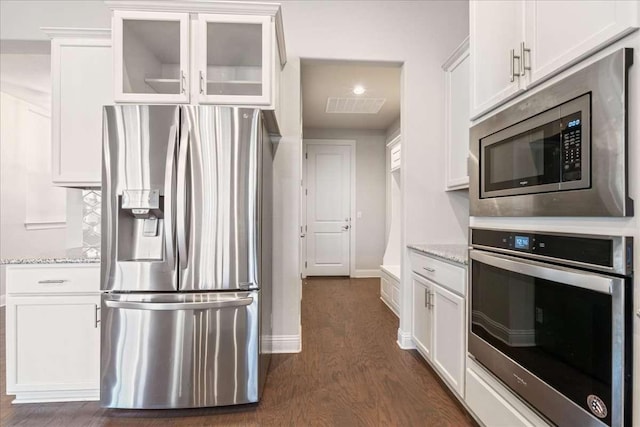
104,0,286,67
441,36,469,71
40,28,111,39
386,134,401,148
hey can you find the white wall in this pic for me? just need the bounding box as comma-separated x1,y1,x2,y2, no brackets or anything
303,128,386,273
0,1,110,41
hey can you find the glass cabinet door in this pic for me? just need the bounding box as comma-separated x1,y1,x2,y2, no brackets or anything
114,11,190,103
197,14,272,105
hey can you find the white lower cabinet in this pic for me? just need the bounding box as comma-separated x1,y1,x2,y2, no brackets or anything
412,273,433,359
410,251,465,398
5,264,101,403
466,358,550,427
432,285,465,396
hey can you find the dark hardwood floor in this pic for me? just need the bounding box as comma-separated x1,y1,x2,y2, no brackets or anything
0,277,475,426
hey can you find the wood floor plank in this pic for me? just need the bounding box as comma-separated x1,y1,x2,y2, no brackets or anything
0,277,476,426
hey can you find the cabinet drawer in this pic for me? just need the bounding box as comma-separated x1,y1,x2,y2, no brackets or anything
409,251,465,296
466,360,550,427
6,265,100,295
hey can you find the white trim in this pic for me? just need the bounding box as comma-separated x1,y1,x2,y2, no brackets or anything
41,28,111,39
441,36,470,70
352,269,380,278
24,221,66,230
11,389,99,404
397,328,415,350
264,334,301,354
385,134,401,148
0,295,6,307
302,139,356,278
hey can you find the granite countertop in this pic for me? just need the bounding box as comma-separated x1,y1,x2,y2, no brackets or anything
1,247,100,265
407,243,468,265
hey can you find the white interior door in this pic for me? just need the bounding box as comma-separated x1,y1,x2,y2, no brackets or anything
305,143,352,276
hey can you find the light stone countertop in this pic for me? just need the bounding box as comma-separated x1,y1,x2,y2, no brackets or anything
1,248,100,265
407,243,468,265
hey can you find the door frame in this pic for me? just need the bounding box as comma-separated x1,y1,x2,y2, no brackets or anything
301,139,356,278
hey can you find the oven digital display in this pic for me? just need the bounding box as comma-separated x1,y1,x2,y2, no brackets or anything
514,235,530,250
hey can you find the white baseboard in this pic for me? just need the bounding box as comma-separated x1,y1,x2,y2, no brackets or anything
11,389,99,404
397,328,415,350
264,334,301,353
0,294,5,307
352,269,380,278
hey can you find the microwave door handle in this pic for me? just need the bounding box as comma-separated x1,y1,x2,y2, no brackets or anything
164,121,178,268
176,112,190,270
469,250,619,295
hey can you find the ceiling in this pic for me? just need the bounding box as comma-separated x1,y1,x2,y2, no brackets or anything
302,60,401,130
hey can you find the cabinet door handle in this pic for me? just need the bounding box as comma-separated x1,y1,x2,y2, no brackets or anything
180,70,186,94
510,49,521,83
520,42,531,76
38,279,67,284
94,304,101,328
425,288,429,308
199,70,205,94
422,266,435,273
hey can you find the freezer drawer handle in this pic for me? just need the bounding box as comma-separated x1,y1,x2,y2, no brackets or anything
104,297,254,311
38,279,67,284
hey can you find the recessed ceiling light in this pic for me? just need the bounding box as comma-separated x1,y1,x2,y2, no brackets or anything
352,85,366,95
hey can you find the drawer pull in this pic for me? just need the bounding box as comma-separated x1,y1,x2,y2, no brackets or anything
422,267,436,273
37,279,67,284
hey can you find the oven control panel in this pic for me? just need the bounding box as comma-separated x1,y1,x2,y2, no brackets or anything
561,112,582,182
471,229,616,269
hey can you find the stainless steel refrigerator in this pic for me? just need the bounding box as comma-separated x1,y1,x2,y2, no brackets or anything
100,105,272,409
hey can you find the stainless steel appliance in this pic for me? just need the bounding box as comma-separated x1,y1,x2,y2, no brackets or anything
100,105,273,409
469,48,634,217
469,228,633,427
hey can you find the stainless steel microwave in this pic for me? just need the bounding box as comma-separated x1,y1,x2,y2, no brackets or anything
469,48,634,217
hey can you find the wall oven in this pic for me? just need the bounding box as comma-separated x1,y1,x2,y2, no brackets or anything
469,48,634,217
469,228,633,427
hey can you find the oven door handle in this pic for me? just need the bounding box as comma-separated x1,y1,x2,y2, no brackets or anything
469,249,622,295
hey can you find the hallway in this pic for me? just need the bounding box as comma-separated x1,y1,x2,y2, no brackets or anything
0,277,474,426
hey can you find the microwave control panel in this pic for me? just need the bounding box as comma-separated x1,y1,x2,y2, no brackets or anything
560,112,582,182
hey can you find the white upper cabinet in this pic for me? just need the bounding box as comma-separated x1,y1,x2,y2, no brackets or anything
44,28,113,187
107,1,286,110
524,0,639,85
470,0,525,119
443,37,470,191
114,11,190,103
197,14,271,105
470,0,638,119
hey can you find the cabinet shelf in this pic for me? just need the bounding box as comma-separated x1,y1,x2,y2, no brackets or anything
208,80,261,85
143,78,263,94
144,78,180,93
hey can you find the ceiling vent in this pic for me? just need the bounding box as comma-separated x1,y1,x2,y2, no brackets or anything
325,97,386,114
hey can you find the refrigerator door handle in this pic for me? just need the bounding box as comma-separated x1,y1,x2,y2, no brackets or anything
176,111,190,270
104,297,253,311
164,122,178,268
